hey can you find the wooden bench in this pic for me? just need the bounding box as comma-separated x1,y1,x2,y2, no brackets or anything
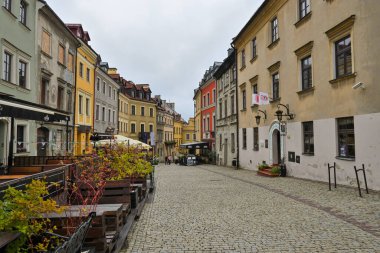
8,166,42,175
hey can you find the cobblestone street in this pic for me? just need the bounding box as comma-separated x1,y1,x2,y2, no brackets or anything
123,164,380,253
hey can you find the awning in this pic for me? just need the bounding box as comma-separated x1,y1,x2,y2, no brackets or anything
180,142,209,149
0,98,69,122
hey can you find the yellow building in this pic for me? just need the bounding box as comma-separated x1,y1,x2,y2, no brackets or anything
193,88,202,142
109,69,156,145
174,116,183,154
182,117,196,144
67,24,97,155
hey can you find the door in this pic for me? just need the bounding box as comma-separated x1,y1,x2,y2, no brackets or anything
224,138,228,166
0,121,7,165
272,129,281,165
37,127,49,156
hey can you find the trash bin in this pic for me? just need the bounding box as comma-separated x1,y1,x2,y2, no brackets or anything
232,159,237,167
280,164,287,177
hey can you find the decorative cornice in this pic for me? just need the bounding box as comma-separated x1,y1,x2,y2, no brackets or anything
249,75,259,84
325,15,355,40
294,41,314,57
267,61,281,73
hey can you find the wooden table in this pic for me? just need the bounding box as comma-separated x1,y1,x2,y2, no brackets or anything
0,175,28,183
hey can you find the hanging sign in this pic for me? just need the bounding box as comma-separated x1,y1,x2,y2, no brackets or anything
259,92,269,105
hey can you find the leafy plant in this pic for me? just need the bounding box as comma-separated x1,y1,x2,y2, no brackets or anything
271,166,281,174
0,180,65,252
257,163,269,171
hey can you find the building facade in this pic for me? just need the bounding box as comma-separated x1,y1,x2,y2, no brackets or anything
199,62,221,151
37,3,78,156
94,62,119,136
233,0,380,190
193,88,202,142
67,24,97,155
182,117,196,144
214,49,238,167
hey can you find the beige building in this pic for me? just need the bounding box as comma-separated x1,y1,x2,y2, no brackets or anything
233,0,380,190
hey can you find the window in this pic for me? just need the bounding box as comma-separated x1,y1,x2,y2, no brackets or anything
42,30,51,55
141,106,145,116
149,124,153,133
272,73,280,100
301,56,312,90
125,103,128,114
271,17,279,42
95,104,99,120
337,117,355,158
302,121,314,155
219,101,222,119
67,53,74,72
131,105,136,115
253,84,258,95
213,89,216,103
41,79,49,105
102,82,106,94
86,68,90,82
140,124,145,133
299,0,310,19
241,49,246,68
85,98,90,116
131,123,136,133
113,89,116,100
18,60,26,88
242,90,246,110
57,86,64,110
108,109,111,122
16,125,26,153
253,127,259,151
3,51,12,82
224,99,227,118
206,117,210,131
79,62,83,77
67,91,72,112
108,85,111,97
207,93,210,106
102,107,105,121
219,134,222,151
19,0,27,25
112,111,115,123
78,95,83,114
335,35,352,78
242,128,247,149
96,78,100,91
3,0,11,10
150,108,154,117
231,133,235,153
252,38,257,59
58,44,65,65
193,134,196,140
231,95,235,114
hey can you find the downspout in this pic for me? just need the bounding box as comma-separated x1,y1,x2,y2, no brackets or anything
231,43,239,169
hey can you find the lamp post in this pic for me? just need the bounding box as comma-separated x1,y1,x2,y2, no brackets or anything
274,104,295,177
255,110,267,125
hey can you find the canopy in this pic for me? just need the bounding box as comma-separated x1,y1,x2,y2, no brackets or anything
179,141,209,149
93,134,151,150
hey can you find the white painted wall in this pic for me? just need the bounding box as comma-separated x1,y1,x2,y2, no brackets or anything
239,113,380,191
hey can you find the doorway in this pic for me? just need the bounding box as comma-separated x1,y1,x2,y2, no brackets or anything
224,138,228,166
272,129,281,165
0,120,7,165
37,127,49,156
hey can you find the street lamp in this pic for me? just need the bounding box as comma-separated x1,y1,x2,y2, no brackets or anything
274,103,295,177
255,110,267,125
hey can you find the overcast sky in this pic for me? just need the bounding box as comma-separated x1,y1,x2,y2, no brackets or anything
47,0,264,120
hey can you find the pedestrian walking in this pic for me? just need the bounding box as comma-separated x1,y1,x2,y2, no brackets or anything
165,156,168,165
168,155,172,165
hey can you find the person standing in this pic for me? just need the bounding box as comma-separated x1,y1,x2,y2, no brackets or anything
168,155,172,165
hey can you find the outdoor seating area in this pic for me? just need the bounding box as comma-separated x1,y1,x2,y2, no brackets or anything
0,145,155,253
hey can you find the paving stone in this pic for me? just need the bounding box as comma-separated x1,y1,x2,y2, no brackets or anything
121,164,380,253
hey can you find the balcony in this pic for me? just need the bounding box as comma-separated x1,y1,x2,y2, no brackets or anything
216,118,228,127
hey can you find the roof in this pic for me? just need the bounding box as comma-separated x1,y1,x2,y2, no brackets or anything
214,49,236,79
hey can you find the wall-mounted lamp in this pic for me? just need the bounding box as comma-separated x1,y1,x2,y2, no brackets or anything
255,110,267,125
275,103,295,121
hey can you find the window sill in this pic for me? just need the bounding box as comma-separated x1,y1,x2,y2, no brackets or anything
2,6,17,19
1,79,31,92
302,153,314,156
294,12,312,28
270,97,281,103
250,55,258,64
19,21,31,31
58,62,67,69
41,51,52,59
297,86,315,95
253,149,259,152
329,72,356,84
240,109,247,112
268,38,280,49
251,104,258,109
335,156,355,161
240,65,246,72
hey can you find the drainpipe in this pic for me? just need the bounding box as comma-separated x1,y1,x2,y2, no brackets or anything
7,117,14,169
230,43,239,169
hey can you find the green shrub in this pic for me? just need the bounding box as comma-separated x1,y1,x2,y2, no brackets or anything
271,166,281,174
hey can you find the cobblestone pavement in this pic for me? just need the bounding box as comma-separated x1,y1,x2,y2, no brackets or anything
122,164,380,253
